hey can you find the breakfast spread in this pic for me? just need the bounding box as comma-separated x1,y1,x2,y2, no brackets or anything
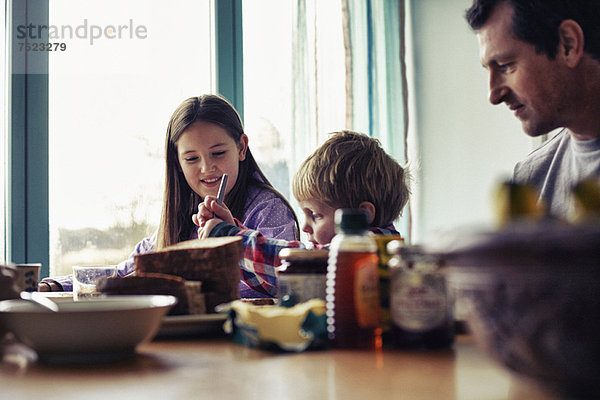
98,236,243,315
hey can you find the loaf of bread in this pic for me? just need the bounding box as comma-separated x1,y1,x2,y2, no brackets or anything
134,237,243,313
97,273,192,315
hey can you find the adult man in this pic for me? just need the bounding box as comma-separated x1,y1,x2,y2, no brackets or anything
466,0,600,218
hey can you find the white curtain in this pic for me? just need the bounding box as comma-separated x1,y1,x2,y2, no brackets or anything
343,0,410,239
291,0,411,240
291,0,347,168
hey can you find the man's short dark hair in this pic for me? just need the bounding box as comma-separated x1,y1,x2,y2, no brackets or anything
466,0,600,62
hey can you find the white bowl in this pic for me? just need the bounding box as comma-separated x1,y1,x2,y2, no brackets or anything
0,294,177,363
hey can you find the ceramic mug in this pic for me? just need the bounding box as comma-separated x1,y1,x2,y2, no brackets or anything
7,263,42,293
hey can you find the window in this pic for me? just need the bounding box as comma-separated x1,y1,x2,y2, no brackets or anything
6,0,409,277
48,0,213,276
1,0,5,262
242,0,410,239
242,0,346,239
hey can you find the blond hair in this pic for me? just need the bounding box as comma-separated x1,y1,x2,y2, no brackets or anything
292,131,410,227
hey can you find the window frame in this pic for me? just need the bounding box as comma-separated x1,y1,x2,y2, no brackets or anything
6,0,243,278
7,0,50,275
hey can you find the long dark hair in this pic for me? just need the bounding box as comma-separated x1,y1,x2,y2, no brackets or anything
157,94,299,249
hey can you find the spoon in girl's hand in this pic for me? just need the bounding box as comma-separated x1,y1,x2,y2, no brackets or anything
207,173,228,220
216,173,228,205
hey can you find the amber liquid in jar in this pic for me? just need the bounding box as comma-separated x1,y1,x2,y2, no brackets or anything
327,251,382,349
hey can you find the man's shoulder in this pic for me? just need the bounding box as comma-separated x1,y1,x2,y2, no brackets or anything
524,129,568,161
514,129,569,181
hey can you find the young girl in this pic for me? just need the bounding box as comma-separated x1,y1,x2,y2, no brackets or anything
40,94,299,292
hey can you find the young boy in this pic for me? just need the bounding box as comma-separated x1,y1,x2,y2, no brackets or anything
195,130,410,297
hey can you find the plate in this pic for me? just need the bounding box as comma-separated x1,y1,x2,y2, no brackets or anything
35,291,74,299
156,314,227,339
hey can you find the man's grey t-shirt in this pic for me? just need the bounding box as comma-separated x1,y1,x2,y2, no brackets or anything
513,129,600,219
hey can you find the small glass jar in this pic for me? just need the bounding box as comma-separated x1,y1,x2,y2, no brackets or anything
385,241,454,349
277,248,328,303
374,235,403,344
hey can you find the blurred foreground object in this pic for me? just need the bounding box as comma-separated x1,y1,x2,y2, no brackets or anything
0,266,20,339
0,266,19,301
493,181,546,227
570,177,600,222
424,217,600,399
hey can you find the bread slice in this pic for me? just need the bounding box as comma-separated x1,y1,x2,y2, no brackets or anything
98,273,190,315
134,237,242,312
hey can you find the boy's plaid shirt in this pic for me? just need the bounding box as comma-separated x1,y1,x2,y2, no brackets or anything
209,221,400,298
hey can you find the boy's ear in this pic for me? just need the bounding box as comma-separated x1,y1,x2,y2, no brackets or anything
358,201,376,224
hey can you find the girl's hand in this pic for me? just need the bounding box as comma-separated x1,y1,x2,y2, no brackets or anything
192,195,235,228
37,281,62,292
192,202,213,227
198,218,224,239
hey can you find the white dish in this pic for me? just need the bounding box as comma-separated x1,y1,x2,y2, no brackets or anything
35,291,74,299
156,314,227,338
0,295,177,363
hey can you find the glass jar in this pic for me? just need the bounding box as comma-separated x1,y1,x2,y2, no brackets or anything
277,248,328,303
386,241,454,349
326,209,381,349
374,235,403,345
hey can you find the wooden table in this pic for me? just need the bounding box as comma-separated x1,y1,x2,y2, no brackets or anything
0,335,556,400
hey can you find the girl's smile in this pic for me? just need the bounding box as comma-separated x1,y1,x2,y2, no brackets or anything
201,176,224,187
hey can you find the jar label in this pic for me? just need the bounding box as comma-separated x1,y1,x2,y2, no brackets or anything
278,274,326,302
391,272,447,332
354,257,381,328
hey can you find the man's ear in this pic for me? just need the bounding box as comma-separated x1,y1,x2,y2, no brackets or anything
358,201,376,225
558,19,584,67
